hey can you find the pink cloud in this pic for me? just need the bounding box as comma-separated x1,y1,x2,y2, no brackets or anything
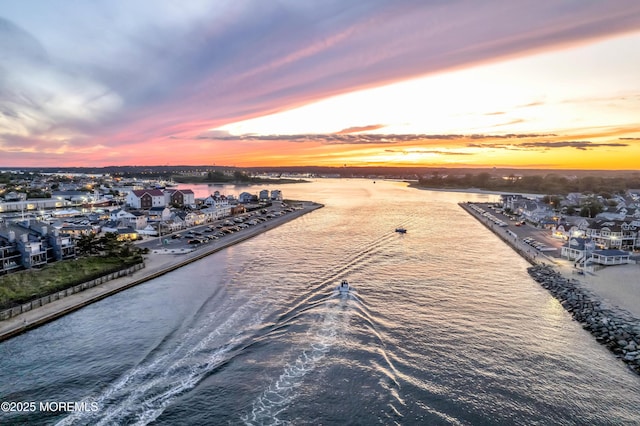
2,1,640,166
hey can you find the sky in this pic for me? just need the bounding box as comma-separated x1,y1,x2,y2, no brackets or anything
2,0,640,170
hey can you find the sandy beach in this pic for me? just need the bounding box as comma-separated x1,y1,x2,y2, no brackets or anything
554,260,640,319
460,202,640,321
0,202,323,342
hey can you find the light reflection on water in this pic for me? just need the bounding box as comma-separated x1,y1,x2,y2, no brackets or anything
1,179,639,425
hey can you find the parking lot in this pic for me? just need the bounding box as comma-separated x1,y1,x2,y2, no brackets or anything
135,204,297,252
470,203,565,258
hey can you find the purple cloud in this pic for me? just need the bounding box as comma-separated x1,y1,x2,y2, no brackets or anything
2,1,640,165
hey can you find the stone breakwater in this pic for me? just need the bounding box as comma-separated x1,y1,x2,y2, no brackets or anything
528,264,640,375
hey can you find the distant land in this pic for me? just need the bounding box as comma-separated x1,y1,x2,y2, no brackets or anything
2,164,640,200
1,165,639,179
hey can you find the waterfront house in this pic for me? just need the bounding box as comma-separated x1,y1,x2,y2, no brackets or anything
238,192,255,204
561,237,595,263
164,188,195,208
270,190,283,201
500,194,526,212
518,200,554,225
203,192,230,209
14,230,45,268
584,219,637,250
259,190,270,201
0,221,76,270
126,189,165,209
0,237,22,275
590,249,631,266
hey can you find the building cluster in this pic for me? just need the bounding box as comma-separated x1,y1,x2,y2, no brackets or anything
0,173,284,275
500,191,640,268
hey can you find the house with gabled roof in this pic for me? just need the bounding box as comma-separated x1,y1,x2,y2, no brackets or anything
561,237,595,262
110,208,147,230
518,200,554,225
164,188,195,208
126,189,165,209
203,191,230,208
585,219,637,250
148,206,172,221
239,192,255,203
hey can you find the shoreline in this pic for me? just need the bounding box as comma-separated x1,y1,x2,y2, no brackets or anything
0,201,323,343
459,202,640,375
408,183,543,198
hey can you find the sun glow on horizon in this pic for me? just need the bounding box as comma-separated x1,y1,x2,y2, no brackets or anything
210,31,640,170
3,1,640,170
217,31,640,140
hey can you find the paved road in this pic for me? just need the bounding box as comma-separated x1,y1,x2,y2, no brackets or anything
0,202,322,342
474,203,564,258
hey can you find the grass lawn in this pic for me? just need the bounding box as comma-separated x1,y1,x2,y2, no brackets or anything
0,256,143,310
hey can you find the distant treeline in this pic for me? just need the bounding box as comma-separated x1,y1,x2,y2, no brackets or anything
417,172,640,195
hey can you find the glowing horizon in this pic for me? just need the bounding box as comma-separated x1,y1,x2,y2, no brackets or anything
1,1,640,170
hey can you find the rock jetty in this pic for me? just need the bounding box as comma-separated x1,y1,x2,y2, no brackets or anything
528,264,640,375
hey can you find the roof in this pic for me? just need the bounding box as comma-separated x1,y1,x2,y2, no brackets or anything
131,189,164,197
592,249,630,257
116,227,138,235
563,237,593,251
165,188,194,195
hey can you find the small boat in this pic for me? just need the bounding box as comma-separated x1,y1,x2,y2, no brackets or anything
395,227,407,234
338,279,351,293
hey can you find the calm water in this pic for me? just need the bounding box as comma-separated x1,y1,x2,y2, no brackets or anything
1,179,639,425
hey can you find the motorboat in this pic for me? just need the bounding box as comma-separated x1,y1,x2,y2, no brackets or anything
338,279,351,294
395,227,407,234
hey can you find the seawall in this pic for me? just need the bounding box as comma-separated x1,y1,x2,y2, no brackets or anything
0,202,323,342
458,202,541,266
459,202,640,375
529,264,640,374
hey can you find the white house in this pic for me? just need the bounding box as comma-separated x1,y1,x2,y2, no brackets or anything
148,206,172,221
110,208,148,230
126,189,166,209
203,192,230,209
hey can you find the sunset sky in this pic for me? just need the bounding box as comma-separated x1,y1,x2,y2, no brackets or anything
2,1,640,169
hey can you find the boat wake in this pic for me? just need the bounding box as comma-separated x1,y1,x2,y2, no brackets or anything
242,296,354,426
55,290,269,426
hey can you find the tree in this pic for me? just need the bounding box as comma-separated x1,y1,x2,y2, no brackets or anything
76,233,99,256
542,195,562,210
97,232,123,256
579,197,604,218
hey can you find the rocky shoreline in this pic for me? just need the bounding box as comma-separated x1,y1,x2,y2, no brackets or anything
528,264,640,375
